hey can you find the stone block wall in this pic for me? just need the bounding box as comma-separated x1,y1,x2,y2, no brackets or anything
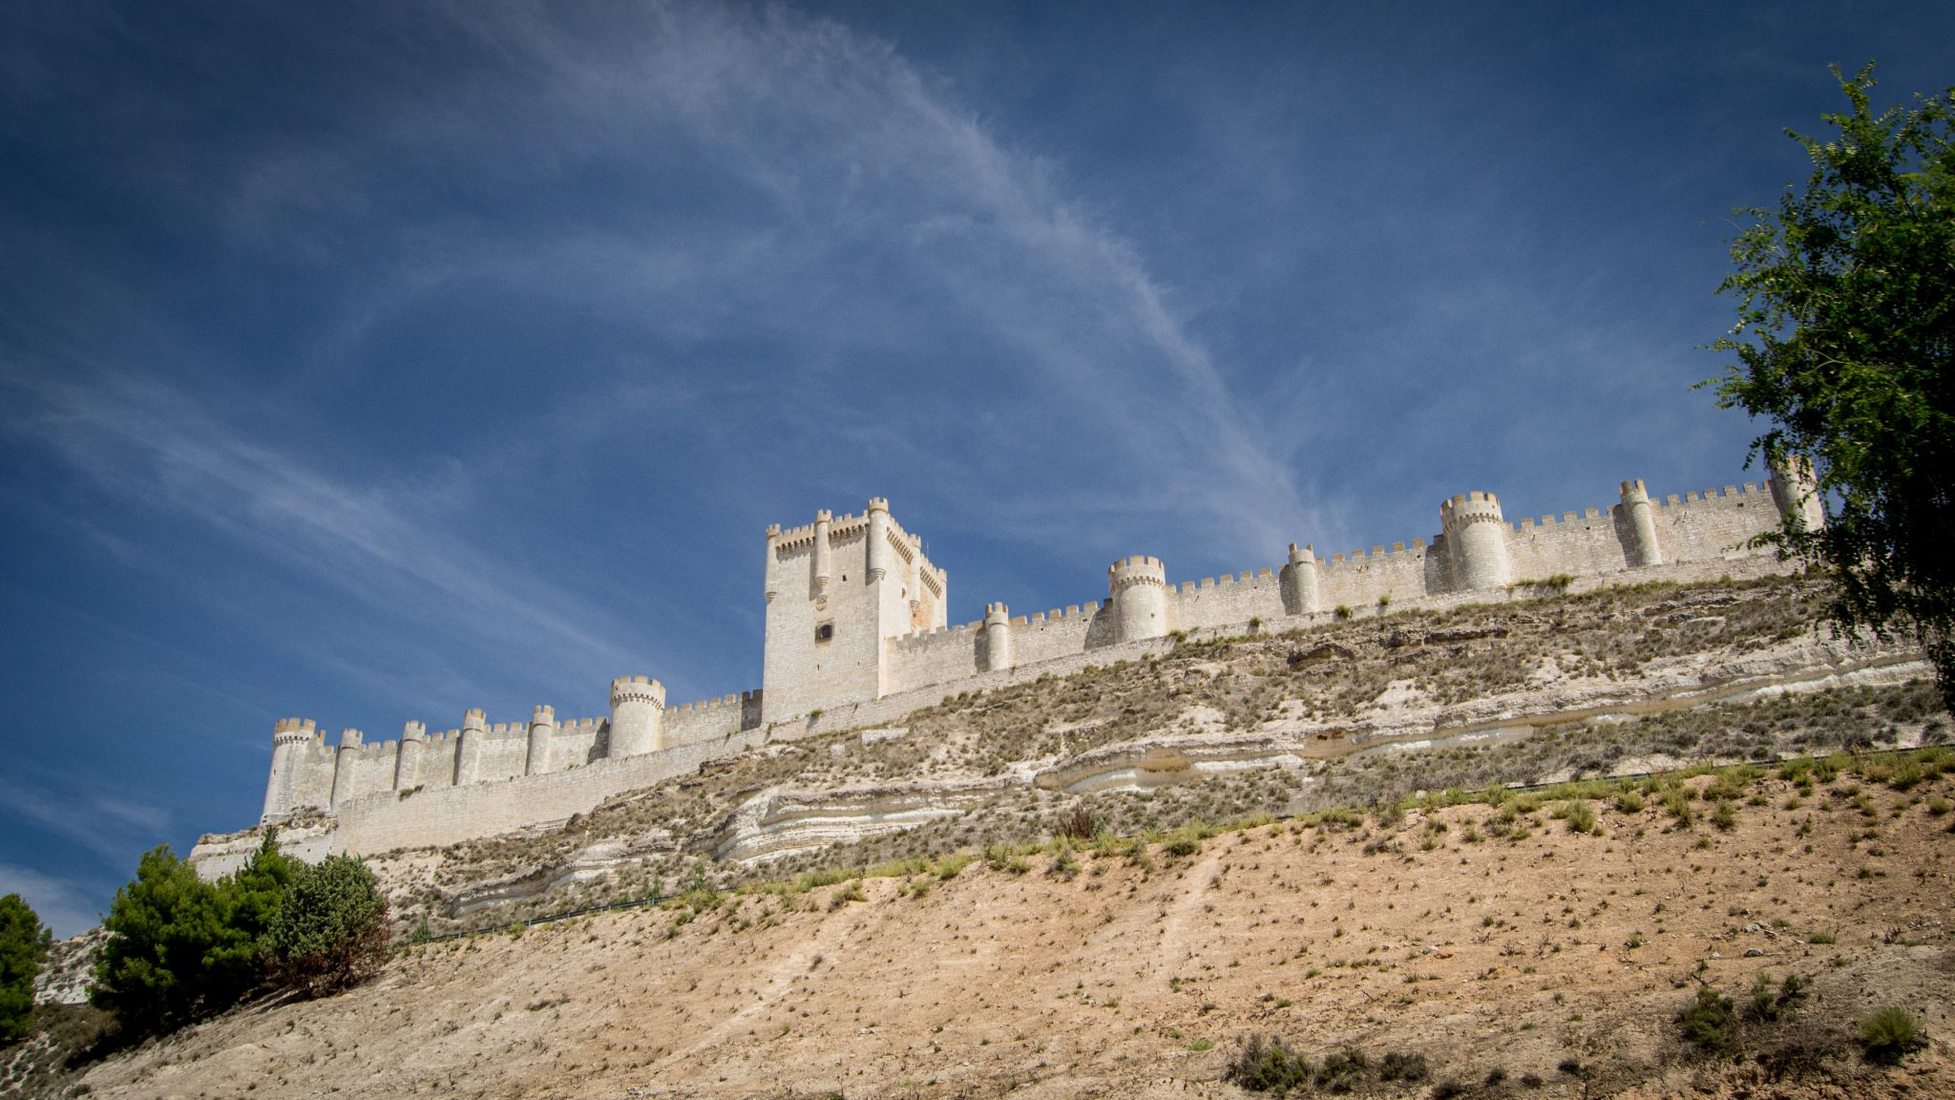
225,472,1807,867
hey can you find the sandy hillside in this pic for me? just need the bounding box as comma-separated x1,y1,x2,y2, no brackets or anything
64,758,1955,1099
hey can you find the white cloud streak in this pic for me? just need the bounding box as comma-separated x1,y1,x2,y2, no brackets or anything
217,2,1327,562
0,863,103,939
0,368,651,695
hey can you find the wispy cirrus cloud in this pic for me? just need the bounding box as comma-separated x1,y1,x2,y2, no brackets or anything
0,772,166,866
204,2,1327,564
0,862,104,940
0,367,655,696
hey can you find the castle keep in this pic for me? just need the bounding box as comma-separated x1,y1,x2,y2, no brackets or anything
236,470,1818,862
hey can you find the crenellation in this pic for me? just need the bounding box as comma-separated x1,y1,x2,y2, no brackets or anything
241,475,1809,858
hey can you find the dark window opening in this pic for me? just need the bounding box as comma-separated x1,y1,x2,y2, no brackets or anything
815,623,835,642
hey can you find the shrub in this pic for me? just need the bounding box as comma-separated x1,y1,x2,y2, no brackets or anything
1378,1050,1429,1081
1225,1033,1313,1093
1744,972,1806,1024
267,856,390,997
1676,987,1737,1053
1559,800,1598,834
0,894,50,1042
1317,1046,1370,1092
1712,801,1739,831
1055,806,1099,841
1859,1006,1926,1064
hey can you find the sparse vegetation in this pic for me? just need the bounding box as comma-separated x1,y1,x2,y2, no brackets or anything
1676,987,1737,1053
1860,1005,1927,1064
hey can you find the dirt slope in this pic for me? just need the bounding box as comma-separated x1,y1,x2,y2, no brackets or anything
71,761,1955,1099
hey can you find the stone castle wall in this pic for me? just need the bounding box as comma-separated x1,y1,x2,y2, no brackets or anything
198,471,1810,872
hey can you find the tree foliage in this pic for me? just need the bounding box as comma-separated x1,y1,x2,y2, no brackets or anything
0,893,51,1043
1710,63,1955,708
206,832,300,1008
266,855,389,997
90,834,317,1036
90,846,225,1034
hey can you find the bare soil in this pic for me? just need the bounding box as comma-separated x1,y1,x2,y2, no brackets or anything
64,762,1955,1099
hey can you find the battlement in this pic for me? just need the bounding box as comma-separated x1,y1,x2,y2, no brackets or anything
1439,491,1505,531
1652,481,1769,507
609,676,666,708
272,717,317,743
667,689,761,717
249,472,1806,837
1107,555,1167,594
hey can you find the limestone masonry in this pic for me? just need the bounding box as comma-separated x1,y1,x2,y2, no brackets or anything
212,469,1820,869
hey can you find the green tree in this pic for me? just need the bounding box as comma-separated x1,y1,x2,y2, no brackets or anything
1709,63,1955,709
90,846,227,1033
205,831,299,1007
266,855,389,996
0,893,51,1042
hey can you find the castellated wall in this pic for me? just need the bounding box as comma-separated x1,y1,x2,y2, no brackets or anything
290,690,766,815
885,602,1115,694
837,476,1794,697
1171,571,1288,630
209,473,1807,871
333,728,772,855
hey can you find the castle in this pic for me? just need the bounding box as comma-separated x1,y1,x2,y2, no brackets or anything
216,469,1818,867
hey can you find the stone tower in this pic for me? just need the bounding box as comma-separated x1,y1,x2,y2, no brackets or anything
1107,555,1170,642
760,498,947,723
1281,543,1319,615
1769,455,1826,532
608,677,665,757
981,602,1013,672
261,717,317,821
1619,479,1664,567
1440,491,1513,590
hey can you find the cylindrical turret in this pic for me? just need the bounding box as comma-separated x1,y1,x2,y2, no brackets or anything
1768,454,1825,532
1619,479,1664,567
262,717,316,822
454,708,487,786
811,510,833,598
982,602,1013,672
608,676,666,758
1281,543,1319,615
329,728,363,809
393,720,427,790
526,705,556,776
866,498,891,582
1439,492,1513,591
1108,556,1170,643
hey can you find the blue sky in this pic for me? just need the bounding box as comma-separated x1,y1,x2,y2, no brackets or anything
2,2,1948,936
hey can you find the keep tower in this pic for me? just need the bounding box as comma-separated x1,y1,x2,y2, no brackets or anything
760,498,948,723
